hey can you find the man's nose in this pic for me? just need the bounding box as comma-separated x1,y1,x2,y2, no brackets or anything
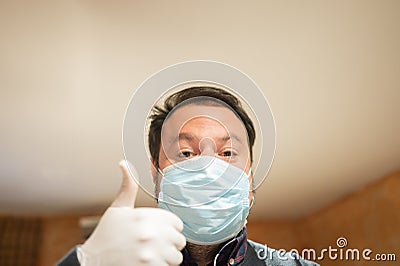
199,137,216,156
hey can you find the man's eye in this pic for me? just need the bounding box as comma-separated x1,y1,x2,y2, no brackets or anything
221,150,235,157
178,151,193,158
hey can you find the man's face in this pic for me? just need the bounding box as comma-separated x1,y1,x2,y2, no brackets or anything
151,103,253,200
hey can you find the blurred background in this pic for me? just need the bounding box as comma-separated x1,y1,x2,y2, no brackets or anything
0,1,399,265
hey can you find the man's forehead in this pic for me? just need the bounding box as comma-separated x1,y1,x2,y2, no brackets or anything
161,104,248,143
165,104,242,124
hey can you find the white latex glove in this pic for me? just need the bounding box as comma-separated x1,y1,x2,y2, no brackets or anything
78,160,186,266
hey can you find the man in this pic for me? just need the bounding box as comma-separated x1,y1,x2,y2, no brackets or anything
58,87,318,265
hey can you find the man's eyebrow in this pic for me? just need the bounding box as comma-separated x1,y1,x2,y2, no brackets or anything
219,134,243,144
168,133,244,145
169,133,197,144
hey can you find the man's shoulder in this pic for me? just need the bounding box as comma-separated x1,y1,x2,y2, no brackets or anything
247,239,320,266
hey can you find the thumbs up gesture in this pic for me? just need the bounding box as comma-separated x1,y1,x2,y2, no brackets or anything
78,160,186,266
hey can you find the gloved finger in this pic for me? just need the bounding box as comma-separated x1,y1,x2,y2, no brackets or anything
162,226,186,250
136,252,169,266
155,208,184,231
162,246,183,266
133,207,183,232
136,248,153,264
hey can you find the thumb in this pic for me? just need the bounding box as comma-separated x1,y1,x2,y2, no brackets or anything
111,160,139,208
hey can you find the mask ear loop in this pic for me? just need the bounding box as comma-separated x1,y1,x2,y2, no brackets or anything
156,167,164,177
249,194,255,209
154,167,164,201
247,168,255,210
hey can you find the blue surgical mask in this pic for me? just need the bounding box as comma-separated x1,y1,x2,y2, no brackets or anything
157,155,250,245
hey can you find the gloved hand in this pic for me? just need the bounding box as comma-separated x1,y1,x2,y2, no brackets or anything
78,160,186,266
